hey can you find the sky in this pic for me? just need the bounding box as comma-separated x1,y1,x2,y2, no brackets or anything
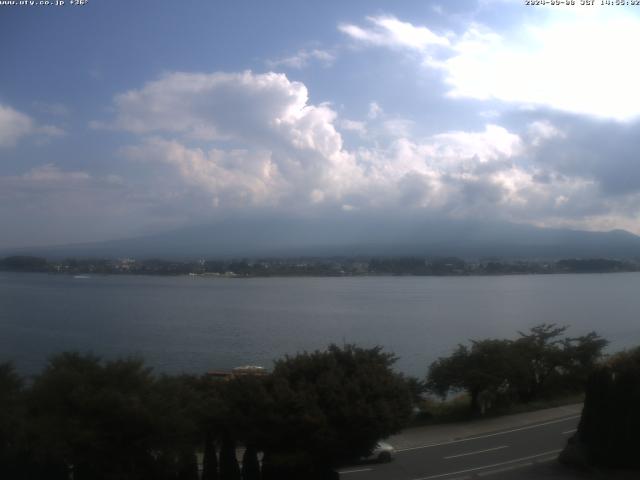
2,0,640,249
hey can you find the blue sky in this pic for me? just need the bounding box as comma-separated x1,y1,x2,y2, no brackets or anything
2,0,640,248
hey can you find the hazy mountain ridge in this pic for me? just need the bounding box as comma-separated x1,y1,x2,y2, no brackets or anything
4,216,640,260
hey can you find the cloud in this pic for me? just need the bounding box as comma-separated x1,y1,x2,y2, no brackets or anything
526,115,640,196
0,103,66,148
382,119,414,138
110,70,545,218
370,131,604,227
330,12,640,230
36,125,67,138
440,14,640,121
527,120,565,147
0,165,95,246
339,15,449,51
110,71,520,213
341,12,640,121
0,163,199,248
0,104,33,147
110,71,341,154
338,119,367,135
430,124,523,164
123,138,286,208
99,69,640,235
112,71,363,207
344,118,633,232
267,48,335,69
368,101,383,120
20,164,90,183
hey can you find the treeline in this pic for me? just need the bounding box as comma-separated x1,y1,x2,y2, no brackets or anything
2,255,639,276
426,325,640,470
1,328,636,476
0,345,413,480
425,324,608,415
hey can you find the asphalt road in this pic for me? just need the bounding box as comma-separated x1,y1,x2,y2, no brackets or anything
338,414,580,480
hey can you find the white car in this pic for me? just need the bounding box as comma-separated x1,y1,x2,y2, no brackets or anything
363,441,395,463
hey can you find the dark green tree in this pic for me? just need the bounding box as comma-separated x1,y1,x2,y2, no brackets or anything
26,353,158,480
177,450,199,480
262,344,412,475
428,325,608,414
151,373,205,471
0,363,24,480
241,445,260,480
566,346,640,468
217,375,271,448
219,434,241,480
510,324,570,401
560,331,608,389
427,339,514,414
208,374,271,480
202,431,219,480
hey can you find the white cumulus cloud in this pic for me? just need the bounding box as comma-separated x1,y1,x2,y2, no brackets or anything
441,14,640,121
0,103,66,148
0,104,33,147
339,16,449,51
99,69,640,233
341,12,640,122
112,71,363,207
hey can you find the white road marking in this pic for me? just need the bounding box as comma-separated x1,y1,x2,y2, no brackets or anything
411,449,562,480
562,428,577,435
338,468,373,474
444,445,508,460
396,415,580,453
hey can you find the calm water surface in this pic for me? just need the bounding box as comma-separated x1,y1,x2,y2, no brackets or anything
1,272,639,377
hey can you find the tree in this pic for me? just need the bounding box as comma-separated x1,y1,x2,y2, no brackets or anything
177,450,199,480
511,324,571,402
0,255,48,272
219,434,241,480
241,445,260,480
151,373,205,470
0,363,24,480
26,353,158,480
563,346,640,468
217,375,272,449
427,339,514,414
262,344,412,476
202,431,219,480
404,376,426,408
427,325,609,413
504,323,608,402
561,332,609,389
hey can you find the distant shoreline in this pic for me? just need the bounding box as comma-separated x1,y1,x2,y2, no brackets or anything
2,255,639,278
3,269,640,280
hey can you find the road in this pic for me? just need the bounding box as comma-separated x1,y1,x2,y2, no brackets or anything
338,414,580,480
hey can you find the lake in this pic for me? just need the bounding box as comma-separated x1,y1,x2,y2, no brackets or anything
1,272,639,377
